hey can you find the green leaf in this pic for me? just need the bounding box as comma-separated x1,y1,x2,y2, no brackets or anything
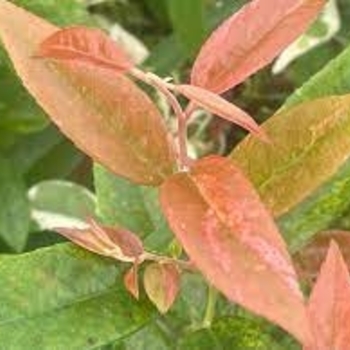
94,165,155,236
231,95,350,251
282,39,350,109
94,165,173,252
145,0,247,74
167,0,206,57
177,316,294,350
0,155,30,251
0,0,92,134
0,243,153,349
28,180,96,230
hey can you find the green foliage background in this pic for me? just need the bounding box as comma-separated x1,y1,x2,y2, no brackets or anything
1,0,350,348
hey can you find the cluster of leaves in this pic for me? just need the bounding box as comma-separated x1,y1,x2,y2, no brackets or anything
3,0,350,349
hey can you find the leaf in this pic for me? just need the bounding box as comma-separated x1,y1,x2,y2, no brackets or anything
56,219,144,263
0,0,92,135
294,230,350,284
178,316,296,350
273,0,340,74
306,242,350,350
144,0,247,75
231,95,350,251
124,264,139,300
175,84,268,141
160,155,308,343
94,165,155,234
191,0,326,94
0,243,153,348
143,262,180,314
37,26,133,72
0,156,30,252
94,165,174,252
28,180,96,230
0,0,176,186
167,0,206,57
283,39,350,110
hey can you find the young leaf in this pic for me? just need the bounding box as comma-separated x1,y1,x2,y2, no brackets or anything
161,155,309,343
306,242,350,350
175,84,268,141
37,26,133,73
124,263,140,300
0,0,176,186
294,230,350,284
143,262,180,314
56,219,144,263
191,0,326,94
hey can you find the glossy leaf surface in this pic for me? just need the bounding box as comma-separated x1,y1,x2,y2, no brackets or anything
231,95,350,250
28,180,96,230
0,0,175,185
191,0,325,94
0,244,152,348
175,84,267,141
306,242,350,350
143,262,180,314
161,155,308,343
38,26,133,72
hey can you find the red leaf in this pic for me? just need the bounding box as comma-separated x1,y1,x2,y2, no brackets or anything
294,230,350,285
124,263,139,299
161,155,309,343
143,262,180,314
37,26,133,73
175,84,268,142
0,1,176,185
306,242,350,350
56,219,144,262
191,0,326,94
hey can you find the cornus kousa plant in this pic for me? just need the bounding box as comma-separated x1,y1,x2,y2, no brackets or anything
3,0,350,349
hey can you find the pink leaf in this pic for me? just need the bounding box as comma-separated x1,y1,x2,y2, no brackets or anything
175,84,268,142
306,242,350,350
124,263,140,299
191,0,326,94
143,262,180,314
55,219,144,262
37,26,133,73
161,155,309,343
0,1,176,186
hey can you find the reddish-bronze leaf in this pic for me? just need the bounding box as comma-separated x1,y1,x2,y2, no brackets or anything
124,263,140,299
294,230,350,285
306,242,350,350
37,26,133,73
191,0,325,94
161,155,309,343
175,84,268,142
0,1,175,185
56,219,144,262
143,262,180,314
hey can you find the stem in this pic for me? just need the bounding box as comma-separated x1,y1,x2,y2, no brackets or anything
130,68,189,170
144,251,195,272
202,284,218,328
